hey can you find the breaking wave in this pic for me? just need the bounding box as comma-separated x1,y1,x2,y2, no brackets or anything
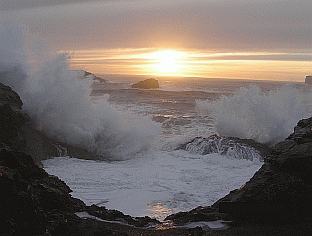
182,136,263,161
0,23,160,159
196,84,309,145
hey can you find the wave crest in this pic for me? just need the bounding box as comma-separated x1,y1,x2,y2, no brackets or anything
0,23,160,160
196,84,309,145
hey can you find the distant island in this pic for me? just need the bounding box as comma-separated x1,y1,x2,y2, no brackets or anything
131,78,159,89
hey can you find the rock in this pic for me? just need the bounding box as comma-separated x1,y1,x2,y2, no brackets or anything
167,117,312,225
86,205,160,228
131,78,159,89
0,148,85,235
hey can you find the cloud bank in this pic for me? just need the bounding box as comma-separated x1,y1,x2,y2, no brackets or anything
1,0,311,52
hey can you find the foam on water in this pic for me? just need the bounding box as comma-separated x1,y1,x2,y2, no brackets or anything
43,150,262,220
0,23,160,159
197,84,310,145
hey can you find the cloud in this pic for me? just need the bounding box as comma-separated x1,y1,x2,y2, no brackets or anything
0,0,111,11
1,0,311,52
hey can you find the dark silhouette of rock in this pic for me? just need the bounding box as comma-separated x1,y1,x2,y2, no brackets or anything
0,148,85,235
131,78,159,89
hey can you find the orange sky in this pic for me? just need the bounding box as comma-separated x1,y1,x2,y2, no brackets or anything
67,48,312,81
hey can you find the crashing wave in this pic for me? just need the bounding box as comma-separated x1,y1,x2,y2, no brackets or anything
181,134,271,161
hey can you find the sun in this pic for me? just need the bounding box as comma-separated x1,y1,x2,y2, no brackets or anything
150,50,183,75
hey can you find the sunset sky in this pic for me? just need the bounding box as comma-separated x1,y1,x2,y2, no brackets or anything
1,0,311,81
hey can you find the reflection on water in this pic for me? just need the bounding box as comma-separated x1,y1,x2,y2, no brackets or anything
146,202,172,220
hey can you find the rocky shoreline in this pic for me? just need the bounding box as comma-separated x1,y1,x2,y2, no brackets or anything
1,82,312,235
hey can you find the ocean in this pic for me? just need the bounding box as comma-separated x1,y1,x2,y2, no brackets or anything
41,75,311,220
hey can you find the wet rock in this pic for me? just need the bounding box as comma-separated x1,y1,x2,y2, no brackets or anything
86,204,160,228
0,148,84,235
131,78,159,89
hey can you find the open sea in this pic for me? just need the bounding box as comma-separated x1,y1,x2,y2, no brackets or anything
42,75,312,220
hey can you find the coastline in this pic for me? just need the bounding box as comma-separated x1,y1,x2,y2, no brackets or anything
1,81,312,235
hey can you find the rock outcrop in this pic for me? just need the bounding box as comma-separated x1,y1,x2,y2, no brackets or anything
167,117,312,226
0,148,84,235
131,78,159,89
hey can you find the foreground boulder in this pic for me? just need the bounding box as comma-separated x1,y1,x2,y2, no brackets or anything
0,148,85,235
167,117,312,225
131,78,159,89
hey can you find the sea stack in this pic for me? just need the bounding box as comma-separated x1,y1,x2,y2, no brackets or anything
131,78,159,89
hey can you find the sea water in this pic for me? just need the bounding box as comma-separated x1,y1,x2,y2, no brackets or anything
42,76,311,220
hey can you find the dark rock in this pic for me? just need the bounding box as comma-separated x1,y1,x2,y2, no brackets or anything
131,78,159,89
86,204,160,228
0,148,84,235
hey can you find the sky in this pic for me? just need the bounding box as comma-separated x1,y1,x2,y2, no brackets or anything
1,0,311,81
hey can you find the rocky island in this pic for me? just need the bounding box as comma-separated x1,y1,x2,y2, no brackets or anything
131,78,159,89
1,81,312,235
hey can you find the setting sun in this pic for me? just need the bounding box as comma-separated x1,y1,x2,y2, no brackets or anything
149,50,184,75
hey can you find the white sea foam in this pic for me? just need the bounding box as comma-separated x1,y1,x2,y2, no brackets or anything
43,150,261,220
0,23,160,159
196,84,310,145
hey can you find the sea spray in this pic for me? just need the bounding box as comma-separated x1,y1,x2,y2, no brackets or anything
196,84,309,145
0,23,160,159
